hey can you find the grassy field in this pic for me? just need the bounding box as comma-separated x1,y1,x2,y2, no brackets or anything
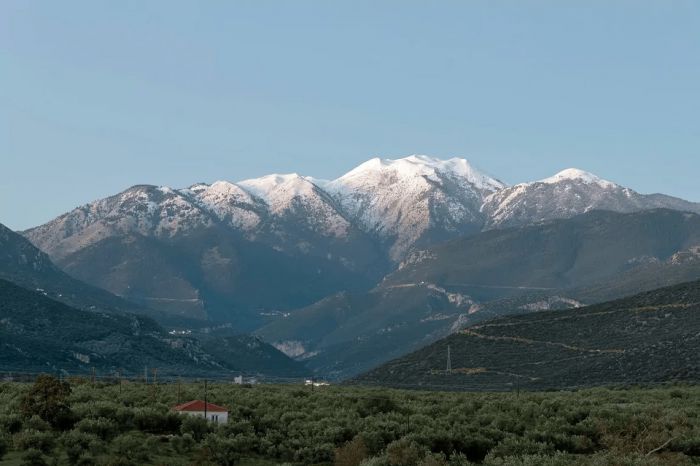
0,378,699,465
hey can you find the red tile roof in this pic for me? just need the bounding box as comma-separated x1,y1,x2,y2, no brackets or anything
173,400,228,413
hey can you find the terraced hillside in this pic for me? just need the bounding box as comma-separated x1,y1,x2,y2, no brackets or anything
356,280,700,390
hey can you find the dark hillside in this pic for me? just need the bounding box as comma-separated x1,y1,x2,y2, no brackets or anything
356,279,700,390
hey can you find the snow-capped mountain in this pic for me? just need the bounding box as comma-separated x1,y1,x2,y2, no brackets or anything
237,173,351,239
325,155,505,260
22,172,388,324
27,185,216,261
21,155,700,325
182,181,266,233
482,168,700,229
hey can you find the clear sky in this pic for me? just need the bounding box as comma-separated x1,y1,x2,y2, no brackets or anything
2,1,699,230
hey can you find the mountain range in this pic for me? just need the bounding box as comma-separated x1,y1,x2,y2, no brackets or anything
5,154,700,381
22,155,700,329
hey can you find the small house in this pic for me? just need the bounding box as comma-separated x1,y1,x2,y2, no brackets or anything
173,400,229,424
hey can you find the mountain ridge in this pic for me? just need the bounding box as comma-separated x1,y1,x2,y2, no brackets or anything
21,155,700,325
355,278,700,390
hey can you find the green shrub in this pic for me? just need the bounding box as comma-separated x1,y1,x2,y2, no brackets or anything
25,416,51,432
171,433,195,454
0,434,7,461
20,448,47,466
76,417,119,440
488,436,555,458
201,433,242,466
13,429,55,454
110,432,152,463
133,407,181,434
180,414,211,441
61,430,104,464
386,437,426,466
0,413,23,434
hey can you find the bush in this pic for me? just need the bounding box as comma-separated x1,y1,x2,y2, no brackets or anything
13,429,55,454
359,396,399,417
489,437,554,458
386,438,426,466
76,417,119,441
180,414,212,441
336,436,369,466
171,433,195,454
201,433,242,466
0,414,23,434
25,416,51,432
133,408,181,434
61,430,104,464
110,432,152,463
20,448,47,466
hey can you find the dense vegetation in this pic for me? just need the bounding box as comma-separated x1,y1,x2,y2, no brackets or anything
0,377,699,465
358,279,700,390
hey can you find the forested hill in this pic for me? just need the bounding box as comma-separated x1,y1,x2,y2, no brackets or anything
355,279,700,390
0,278,308,377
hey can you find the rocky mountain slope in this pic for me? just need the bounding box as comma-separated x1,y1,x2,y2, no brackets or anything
355,279,700,390
24,185,383,327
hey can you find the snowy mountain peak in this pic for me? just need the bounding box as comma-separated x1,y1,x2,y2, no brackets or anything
336,155,505,193
540,168,617,189
326,155,503,260
237,173,319,202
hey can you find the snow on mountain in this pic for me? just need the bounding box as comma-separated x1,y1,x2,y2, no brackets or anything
539,168,618,189
482,168,700,229
326,155,505,260
24,156,700,269
238,173,351,238
25,185,215,260
181,181,265,232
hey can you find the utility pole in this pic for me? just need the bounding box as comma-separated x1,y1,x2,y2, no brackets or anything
204,380,208,420
177,375,182,404
446,345,452,374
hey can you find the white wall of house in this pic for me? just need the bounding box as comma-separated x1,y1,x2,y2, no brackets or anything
179,410,229,424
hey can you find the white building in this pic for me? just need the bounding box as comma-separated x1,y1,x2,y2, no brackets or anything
173,400,229,424
305,379,330,387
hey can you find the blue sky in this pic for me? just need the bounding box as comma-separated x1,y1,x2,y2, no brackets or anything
1,1,699,230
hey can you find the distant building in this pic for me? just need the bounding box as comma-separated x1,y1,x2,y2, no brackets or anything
173,400,228,424
233,375,258,385
305,379,330,387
